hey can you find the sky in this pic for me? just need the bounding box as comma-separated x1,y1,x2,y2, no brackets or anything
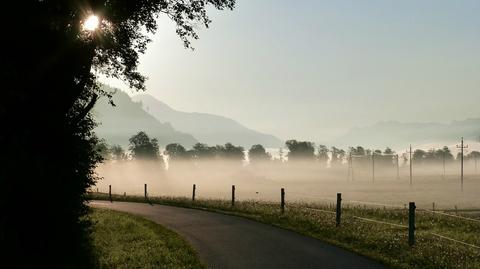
102,0,480,143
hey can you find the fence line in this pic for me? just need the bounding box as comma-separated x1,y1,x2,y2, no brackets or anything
343,199,404,209
304,207,336,214
430,232,480,250
352,216,408,228
420,209,480,223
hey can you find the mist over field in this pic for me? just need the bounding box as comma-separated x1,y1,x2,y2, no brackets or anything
95,156,480,210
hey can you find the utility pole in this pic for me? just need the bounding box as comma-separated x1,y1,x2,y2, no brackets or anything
406,145,413,188
351,152,354,181
347,152,355,181
456,137,468,192
396,154,400,180
372,152,375,183
442,150,446,180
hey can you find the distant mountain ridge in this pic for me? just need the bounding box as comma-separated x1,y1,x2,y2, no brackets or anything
132,94,283,148
335,119,480,149
93,87,197,147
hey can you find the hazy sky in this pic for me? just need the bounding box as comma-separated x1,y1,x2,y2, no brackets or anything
103,0,480,142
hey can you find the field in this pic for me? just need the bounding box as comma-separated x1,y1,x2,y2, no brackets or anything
89,208,204,268
88,192,480,269
95,160,480,210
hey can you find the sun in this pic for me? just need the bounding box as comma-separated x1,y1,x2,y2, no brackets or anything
83,15,100,31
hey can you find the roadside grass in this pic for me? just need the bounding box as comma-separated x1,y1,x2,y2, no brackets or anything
89,193,480,269
89,208,204,269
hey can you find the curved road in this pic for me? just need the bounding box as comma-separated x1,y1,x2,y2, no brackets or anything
90,201,385,269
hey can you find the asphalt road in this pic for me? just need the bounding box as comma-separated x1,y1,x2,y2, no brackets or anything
90,201,386,269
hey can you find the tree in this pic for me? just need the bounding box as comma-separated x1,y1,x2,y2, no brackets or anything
0,1,235,266
95,139,111,160
285,140,315,160
317,145,329,166
192,143,217,160
248,144,271,163
413,149,427,163
330,146,345,165
467,151,480,160
129,131,160,160
110,144,127,160
164,143,191,160
219,143,245,161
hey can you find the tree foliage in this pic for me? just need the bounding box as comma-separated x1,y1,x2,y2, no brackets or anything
129,131,160,160
164,143,191,160
285,140,315,160
248,144,271,163
1,1,235,267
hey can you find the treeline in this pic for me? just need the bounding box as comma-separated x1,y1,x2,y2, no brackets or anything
97,131,480,166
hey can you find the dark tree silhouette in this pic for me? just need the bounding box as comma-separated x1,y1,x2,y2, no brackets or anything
129,131,160,160
285,140,315,160
110,145,127,160
0,1,235,267
317,145,329,166
192,143,217,160
248,144,271,163
217,143,245,161
164,143,191,160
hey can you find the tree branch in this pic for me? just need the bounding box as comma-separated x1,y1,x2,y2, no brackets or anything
70,93,98,126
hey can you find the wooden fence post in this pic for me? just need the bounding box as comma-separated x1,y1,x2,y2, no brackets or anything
336,193,342,227
192,184,196,201
109,185,112,203
281,188,285,213
231,185,235,207
144,184,148,200
408,202,416,246
432,202,435,212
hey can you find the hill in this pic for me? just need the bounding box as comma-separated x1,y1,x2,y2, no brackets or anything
93,88,197,148
131,94,283,148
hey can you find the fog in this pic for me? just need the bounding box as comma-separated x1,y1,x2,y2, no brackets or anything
95,158,480,210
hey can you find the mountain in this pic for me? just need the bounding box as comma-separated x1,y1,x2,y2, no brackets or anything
131,94,283,148
335,119,480,150
93,88,197,147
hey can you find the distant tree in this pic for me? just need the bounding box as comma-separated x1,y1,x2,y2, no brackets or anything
438,146,454,162
248,144,271,163
317,145,329,166
192,143,217,160
384,147,394,155
351,146,366,156
221,143,245,161
164,143,191,160
331,146,345,165
128,131,159,160
110,145,127,160
285,140,315,160
95,139,110,160
413,149,426,163
467,151,480,160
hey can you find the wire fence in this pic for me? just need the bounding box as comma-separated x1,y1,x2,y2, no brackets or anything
92,183,480,252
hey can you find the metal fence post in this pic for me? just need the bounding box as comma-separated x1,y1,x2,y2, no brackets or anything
336,193,342,227
408,202,416,246
192,184,196,201
144,184,148,200
231,185,235,207
281,188,285,213
109,185,112,202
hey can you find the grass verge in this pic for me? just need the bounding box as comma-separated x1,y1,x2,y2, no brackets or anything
89,193,480,269
89,208,204,269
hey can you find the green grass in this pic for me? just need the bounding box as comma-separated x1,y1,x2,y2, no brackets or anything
89,208,204,269
89,193,480,269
